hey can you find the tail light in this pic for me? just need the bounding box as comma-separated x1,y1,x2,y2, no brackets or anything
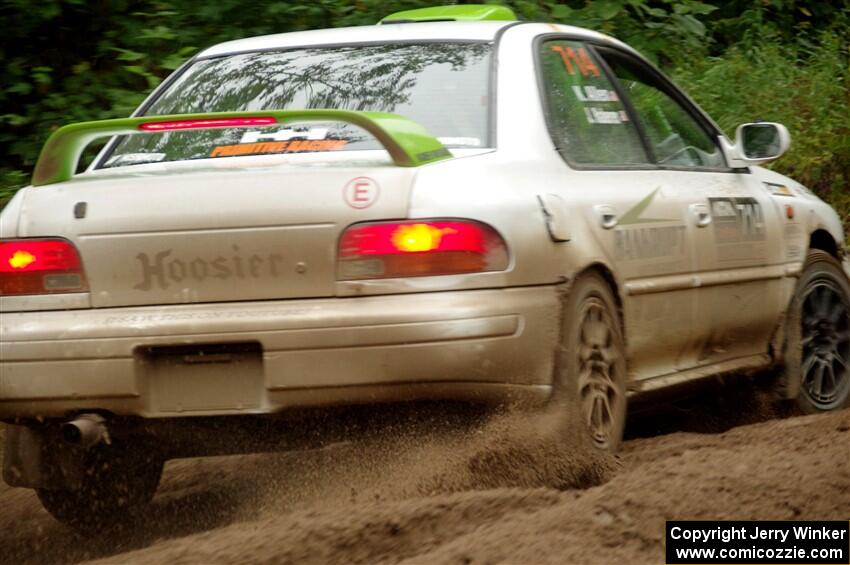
338,219,509,280
0,238,88,296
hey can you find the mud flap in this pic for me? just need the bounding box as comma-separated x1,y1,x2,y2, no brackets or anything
2,424,86,489
777,303,803,400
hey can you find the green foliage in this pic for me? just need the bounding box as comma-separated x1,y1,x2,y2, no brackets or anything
0,0,435,182
511,0,719,66
673,26,850,232
1,0,848,232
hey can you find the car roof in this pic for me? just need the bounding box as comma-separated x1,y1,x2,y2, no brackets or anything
198,21,513,58
196,21,615,58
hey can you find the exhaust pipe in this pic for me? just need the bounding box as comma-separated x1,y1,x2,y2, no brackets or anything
61,413,110,448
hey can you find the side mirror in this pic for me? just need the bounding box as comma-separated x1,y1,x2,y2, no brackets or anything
734,122,791,165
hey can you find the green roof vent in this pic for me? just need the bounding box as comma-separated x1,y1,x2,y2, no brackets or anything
379,5,517,24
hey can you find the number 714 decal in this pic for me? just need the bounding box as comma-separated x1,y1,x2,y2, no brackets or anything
550,45,601,77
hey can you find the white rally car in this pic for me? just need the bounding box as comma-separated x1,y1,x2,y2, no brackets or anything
1,5,848,528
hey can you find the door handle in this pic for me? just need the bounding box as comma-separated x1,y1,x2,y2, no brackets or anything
594,205,618,230
689,203,712,227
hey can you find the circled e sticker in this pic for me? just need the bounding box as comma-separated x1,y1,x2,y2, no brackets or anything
344,177,380,209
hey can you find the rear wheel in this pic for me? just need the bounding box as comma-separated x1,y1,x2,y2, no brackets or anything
36,443,163,531
783,250,850,413
555,272,627,451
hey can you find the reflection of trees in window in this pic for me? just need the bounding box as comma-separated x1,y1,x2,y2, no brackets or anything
156,44,486,114
107,43,490,165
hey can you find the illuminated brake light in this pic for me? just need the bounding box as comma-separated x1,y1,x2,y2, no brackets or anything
338,220,508,280
0,239,88,296
138,117,277,132
8,250,36,269
392,223,466,253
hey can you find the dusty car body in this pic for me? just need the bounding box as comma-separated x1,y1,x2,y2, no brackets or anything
1,5,848,528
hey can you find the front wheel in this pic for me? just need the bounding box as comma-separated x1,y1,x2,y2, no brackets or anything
783,250,850,413
555,272,627,451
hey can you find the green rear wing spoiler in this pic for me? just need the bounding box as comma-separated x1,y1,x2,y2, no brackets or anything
379,5,517,23
32,110,453,187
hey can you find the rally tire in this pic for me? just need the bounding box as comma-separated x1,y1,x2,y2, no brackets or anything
782,250,850,413
555,272,627,451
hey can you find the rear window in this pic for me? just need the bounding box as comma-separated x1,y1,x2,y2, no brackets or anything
102,43,492,168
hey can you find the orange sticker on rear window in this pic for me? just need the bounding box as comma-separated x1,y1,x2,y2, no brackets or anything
210,139,347,157
550,45,600,77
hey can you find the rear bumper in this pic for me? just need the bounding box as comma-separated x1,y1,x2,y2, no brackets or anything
0,286,560,419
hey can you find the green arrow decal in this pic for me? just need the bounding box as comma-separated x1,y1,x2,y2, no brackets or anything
618,187,676,225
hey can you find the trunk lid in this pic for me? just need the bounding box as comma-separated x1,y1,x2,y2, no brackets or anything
17,154,416,308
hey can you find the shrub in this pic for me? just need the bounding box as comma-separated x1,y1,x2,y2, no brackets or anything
673,27,850,237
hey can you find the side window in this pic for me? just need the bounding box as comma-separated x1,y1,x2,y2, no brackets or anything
595,47,726,169
539,40,650,166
